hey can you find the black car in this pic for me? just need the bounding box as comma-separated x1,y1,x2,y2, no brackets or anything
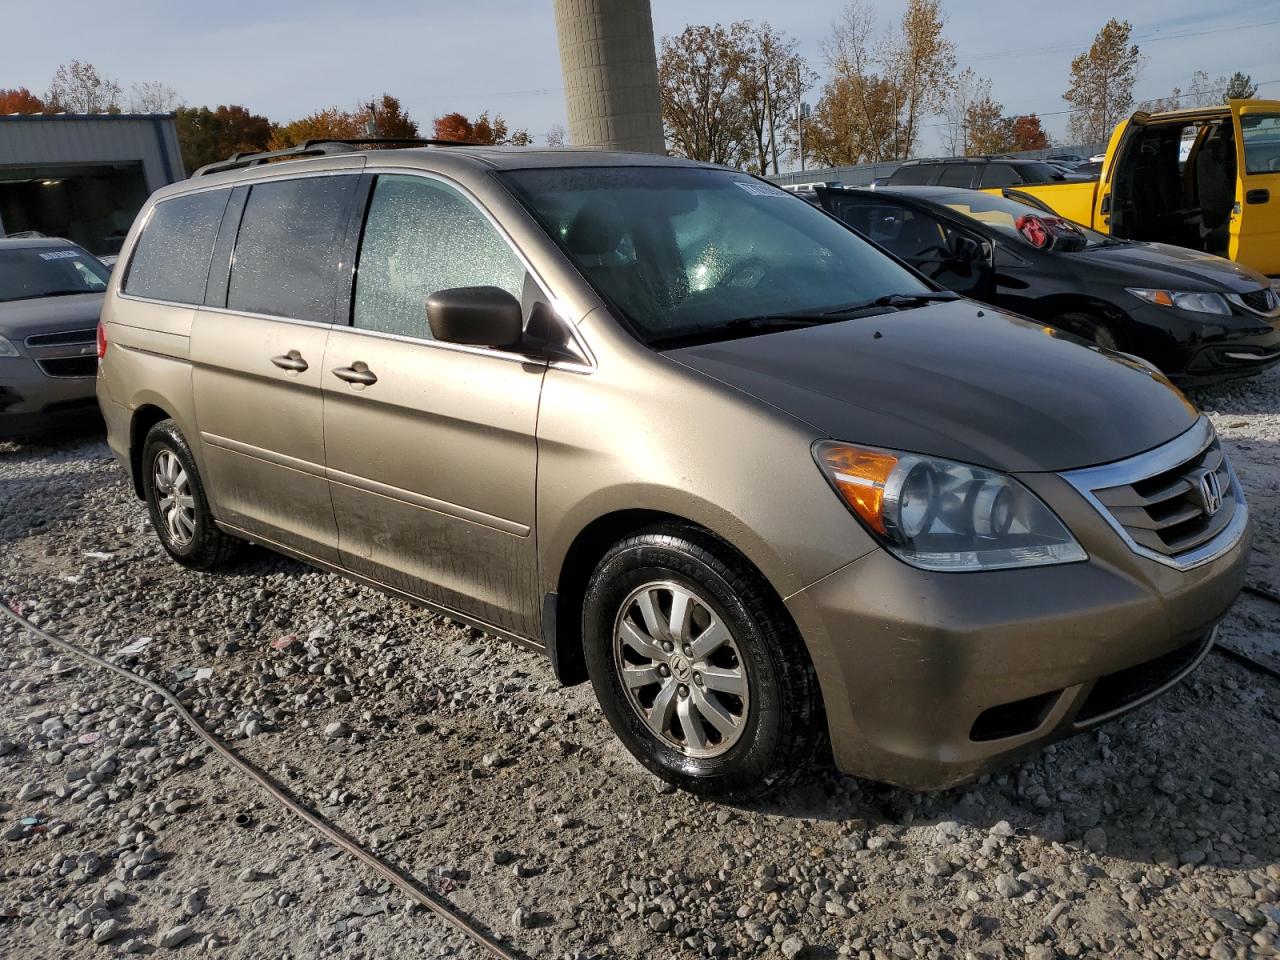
806,185,1280,385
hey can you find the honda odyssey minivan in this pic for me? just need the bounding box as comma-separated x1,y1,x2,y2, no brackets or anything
98,141,1251,797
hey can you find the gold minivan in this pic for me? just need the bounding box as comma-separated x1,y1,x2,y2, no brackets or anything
98,142,1250,796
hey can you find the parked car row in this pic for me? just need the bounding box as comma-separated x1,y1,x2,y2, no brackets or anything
91,140,1253,797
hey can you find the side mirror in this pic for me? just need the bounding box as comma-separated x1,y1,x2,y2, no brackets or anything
426,286,524,349
952,235,983,264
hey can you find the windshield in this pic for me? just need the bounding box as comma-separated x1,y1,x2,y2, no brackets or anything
0,245,110,303
499,166,930,345
930,190,1112,248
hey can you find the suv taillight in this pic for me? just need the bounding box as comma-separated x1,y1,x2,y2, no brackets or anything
96,322,108,360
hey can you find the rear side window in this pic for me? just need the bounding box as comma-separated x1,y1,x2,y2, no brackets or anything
937,165,976,188
227,176,357,321
124,190,229,304
352,174,525,340
978,164,1021,188
887,164,936,186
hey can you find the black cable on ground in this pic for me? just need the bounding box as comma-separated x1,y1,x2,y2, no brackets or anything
1243,582,1280,607
0,594,520,960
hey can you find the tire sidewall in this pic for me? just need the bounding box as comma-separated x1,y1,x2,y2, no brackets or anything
141,425,208,563
583,541,787,794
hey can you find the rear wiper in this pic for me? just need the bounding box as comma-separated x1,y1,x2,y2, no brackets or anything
824,291,960,315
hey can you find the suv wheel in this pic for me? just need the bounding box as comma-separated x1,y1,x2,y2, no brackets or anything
583,523,824,800
141,420,241,569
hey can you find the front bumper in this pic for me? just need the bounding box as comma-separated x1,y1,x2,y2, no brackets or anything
786,447,1251,791
1137,304,1280,386
0,356,100,439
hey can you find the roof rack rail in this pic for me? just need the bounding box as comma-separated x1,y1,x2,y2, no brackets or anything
191,137,483,178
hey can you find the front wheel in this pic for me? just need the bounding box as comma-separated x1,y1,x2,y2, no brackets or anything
582,524,825,800
1057,310,1120,352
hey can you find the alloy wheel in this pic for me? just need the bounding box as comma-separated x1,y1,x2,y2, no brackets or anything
612,580,750,758
152,449,196,546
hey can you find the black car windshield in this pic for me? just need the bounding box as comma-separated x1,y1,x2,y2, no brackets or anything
931,191,1112,248
499,166,931,345
0,245,110,302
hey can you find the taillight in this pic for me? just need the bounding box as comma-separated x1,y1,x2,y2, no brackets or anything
96,322,107,360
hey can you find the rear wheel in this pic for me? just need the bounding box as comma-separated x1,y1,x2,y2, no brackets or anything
582,523,825,800
141,420,241,570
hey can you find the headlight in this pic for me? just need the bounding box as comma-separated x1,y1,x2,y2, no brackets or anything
1126,288,1231,316
0,335,20,357
814,442,1087,572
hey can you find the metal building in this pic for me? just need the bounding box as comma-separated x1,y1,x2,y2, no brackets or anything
554,0,665,153
0,114,183,256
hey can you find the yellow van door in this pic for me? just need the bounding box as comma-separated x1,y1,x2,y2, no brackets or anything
1231,99,1280,276
1093,112,1148,235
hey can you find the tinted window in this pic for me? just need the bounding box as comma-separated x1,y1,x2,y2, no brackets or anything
227,176,356,321
978,164,1021,188
937,165,976,188
353,175,525,340
887,164,936,186
0,245,110,302
501,166,928,346
1014,163,1057,183
124,190,229,304
833,199,953,261
1241,112,1280,175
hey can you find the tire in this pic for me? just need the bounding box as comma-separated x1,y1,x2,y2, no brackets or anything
582,523,825,800
1057,310,1120,352
140,419,241,570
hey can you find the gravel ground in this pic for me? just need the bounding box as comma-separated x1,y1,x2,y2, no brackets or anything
1,368,1279,960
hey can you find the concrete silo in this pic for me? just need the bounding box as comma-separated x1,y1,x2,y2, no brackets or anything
553,0,666,153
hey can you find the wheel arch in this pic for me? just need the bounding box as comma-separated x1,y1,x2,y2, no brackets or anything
545,508,804,690
1028,293,1135,343
129,402,177,500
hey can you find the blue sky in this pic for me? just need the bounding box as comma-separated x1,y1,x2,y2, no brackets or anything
6,0,1278,159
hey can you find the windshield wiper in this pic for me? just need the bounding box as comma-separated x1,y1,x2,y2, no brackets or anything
823,291,960,315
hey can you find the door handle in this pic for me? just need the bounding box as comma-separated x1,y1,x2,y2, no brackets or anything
332,361,378,386
270,350,309,373
1245,188,1270,205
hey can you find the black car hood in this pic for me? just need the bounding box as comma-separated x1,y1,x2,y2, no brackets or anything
1078,241,1267,293
670,300,1198,473
0,293,104,340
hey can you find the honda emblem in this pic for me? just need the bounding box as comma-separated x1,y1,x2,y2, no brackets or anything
1197,470,1223,516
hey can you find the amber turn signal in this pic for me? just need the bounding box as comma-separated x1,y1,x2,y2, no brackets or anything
815,443,899,534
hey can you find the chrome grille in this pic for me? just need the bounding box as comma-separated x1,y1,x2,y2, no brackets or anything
1062,418,1248,571
24,328,97,348
1229,286,1280,317
23,329,99,379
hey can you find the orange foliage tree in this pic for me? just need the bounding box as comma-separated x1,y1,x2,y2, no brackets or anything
432,111,531,145
0,87,47,114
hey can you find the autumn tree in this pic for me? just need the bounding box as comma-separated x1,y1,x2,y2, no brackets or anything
942,68,985,155
129,81,182,113
363,94,418,138
817,0,955,163
1224,72,1258,101
965,94,1013,155
175,105,272,173
1063,19,1143,143
658,22,751,166
738,23,815,175
46,60,122,114
807,74,898,166
269,107,364,150
432,110,530,145
1008,114,1049,151
0,87,46,114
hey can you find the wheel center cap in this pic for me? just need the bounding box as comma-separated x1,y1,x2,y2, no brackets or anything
669,654,692,682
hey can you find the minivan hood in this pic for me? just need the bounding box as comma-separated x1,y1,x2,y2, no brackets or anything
1080,241,1267,293
669,300,1198,473
0,293,104,340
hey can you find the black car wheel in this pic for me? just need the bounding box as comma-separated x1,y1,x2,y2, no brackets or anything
583,523,825,800
141,420,242,570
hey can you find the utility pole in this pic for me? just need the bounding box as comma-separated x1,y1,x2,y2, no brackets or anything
365,101,378,138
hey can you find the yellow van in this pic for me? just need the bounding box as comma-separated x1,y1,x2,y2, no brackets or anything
1002,100,1280,276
